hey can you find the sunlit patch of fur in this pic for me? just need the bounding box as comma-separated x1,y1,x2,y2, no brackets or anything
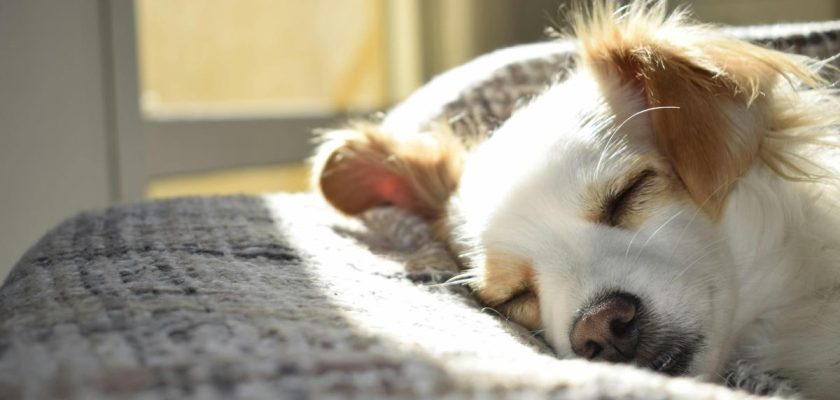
312,121,465,219
760,88,840,182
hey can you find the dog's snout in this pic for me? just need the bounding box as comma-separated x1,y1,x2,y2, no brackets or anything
570,292,640,362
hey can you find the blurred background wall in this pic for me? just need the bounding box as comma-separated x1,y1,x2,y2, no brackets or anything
2,0,840,281
1,1,116,280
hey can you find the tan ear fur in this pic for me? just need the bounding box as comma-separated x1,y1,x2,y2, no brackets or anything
573,1,823,218
312,122,464,219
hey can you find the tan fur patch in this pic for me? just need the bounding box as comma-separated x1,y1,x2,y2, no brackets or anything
313,122,465,219
471,252,541,330
582,161,672,229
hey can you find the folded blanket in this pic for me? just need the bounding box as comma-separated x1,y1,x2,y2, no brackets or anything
0,194,788,399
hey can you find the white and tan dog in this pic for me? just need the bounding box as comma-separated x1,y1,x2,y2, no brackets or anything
313,2,840,397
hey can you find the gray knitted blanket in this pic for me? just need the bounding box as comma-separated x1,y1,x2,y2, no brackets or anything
3,20,840,400
0,194,783,399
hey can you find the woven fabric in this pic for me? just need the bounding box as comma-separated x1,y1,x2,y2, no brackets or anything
0,194,781,400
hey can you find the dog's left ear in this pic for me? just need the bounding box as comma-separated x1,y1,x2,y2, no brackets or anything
576,3,820,218
312,123,464,219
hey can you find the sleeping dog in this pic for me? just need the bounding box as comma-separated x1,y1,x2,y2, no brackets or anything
313,2,840,397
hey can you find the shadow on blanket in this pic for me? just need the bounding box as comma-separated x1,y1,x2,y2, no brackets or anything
0,194,789,399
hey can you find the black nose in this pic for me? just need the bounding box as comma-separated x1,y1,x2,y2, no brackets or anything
569,292,641,362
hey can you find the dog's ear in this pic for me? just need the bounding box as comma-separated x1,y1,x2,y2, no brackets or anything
575,2,820,218
312,123,464,219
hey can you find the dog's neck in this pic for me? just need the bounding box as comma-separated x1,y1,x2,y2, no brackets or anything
721,164,840,395
725,165,840,315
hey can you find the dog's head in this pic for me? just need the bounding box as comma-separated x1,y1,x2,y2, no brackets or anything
313,1,823,378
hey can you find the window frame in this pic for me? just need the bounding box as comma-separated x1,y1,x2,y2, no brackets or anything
109,0,423,201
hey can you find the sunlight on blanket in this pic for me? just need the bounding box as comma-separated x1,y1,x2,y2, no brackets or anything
260,194,722,393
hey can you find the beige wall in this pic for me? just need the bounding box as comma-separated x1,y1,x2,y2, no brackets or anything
136,0,389,117
0,0,114,280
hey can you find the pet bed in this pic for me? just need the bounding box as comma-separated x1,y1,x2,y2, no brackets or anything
2,20,839,400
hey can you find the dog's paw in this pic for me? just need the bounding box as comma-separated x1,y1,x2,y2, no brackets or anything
723,360,799,398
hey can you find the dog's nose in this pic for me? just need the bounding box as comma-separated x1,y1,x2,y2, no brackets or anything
570,292,640,362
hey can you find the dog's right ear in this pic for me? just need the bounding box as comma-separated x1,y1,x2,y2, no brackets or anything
573,1,821,219
312,123,464,219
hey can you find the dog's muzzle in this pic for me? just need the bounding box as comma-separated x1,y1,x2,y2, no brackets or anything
569,291,701,375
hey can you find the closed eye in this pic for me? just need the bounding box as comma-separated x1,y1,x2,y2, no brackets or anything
495,289,534,308
493,289,541,329
602,169,658,227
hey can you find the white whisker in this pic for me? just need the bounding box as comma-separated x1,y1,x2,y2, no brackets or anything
633,208,686,262
671,238,727,284
595,106,679,178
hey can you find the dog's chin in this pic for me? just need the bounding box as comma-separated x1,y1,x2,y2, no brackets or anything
639,334,704,376
631,319,707,376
